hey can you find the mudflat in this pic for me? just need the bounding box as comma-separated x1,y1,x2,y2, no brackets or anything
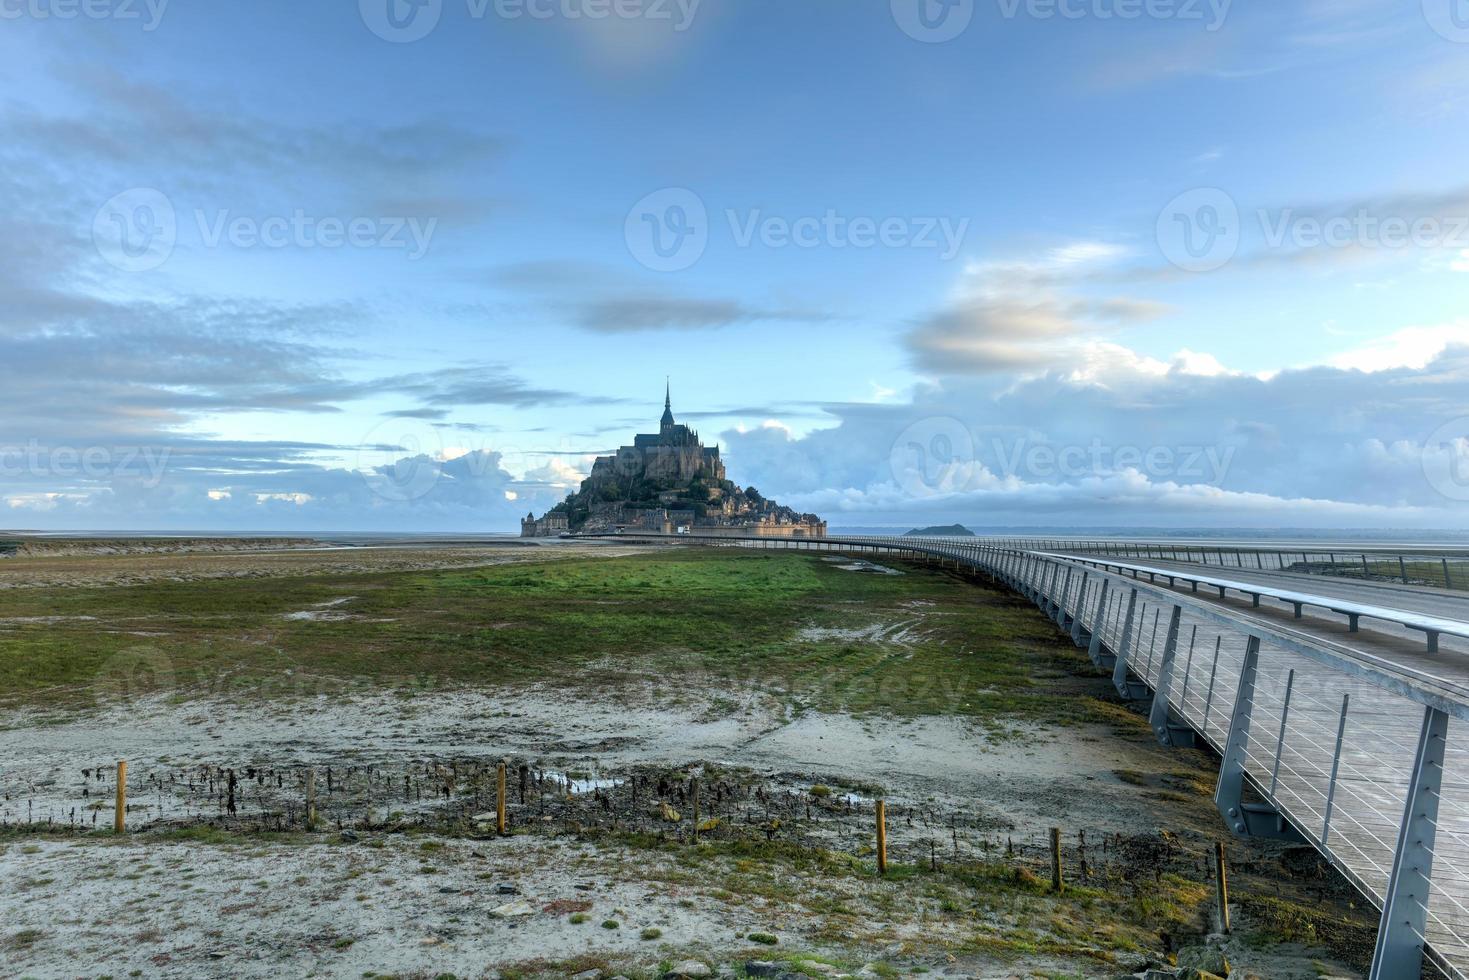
0,547,1373,978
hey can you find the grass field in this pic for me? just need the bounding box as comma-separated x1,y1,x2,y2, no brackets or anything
0,548,1128,728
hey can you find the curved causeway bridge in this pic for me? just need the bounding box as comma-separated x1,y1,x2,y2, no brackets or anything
599,531,1469,980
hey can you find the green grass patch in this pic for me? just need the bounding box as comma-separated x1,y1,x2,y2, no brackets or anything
0,549,1124,728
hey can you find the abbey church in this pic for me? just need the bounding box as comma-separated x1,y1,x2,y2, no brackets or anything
522,387,827,538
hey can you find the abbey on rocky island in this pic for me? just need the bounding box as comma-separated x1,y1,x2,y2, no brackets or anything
521,386,827,539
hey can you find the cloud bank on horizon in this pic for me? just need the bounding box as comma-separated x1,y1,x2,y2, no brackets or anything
2,0,1469,532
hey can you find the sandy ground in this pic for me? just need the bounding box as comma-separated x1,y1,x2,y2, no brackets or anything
4,682,1193,834
0,684,1371,980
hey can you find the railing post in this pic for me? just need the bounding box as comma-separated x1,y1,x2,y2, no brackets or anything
1057,567,1074,626
1202,636,1223,739
1178,624,1199,709
1086,577,1110,665
1269,668,1296,798
1322,694,1350,845
1069,572,1089,643
1111,588,1140,697
1148,605,1189,746
1216,636,1261,835
1370,705,1449,980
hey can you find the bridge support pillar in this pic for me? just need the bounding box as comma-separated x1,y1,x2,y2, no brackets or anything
1215,637,1304,842
1370,705,1449,980
1147,605,1195,747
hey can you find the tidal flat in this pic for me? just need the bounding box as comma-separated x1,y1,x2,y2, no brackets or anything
1,546,1374,978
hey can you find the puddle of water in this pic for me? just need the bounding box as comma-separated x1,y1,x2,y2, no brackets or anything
835,561,903,575
543,771,623,795
283,597,357,622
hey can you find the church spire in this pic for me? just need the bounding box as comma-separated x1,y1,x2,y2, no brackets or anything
660,378,676,429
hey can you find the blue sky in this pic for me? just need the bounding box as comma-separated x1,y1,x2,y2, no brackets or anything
3,0,1469,531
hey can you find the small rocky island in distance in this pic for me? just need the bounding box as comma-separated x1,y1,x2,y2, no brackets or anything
521,385,826,538
904,523,975,537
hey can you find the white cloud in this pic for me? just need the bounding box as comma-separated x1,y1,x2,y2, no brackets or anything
1327,322,1469,372
720,343,1469,530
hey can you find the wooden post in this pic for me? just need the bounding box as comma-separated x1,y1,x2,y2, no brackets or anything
496,762,507,835
114,760,127,833
1214,841,1231,934
1049,827,1063,892
691,778,700,842
305,768,317,829
876,800,887,875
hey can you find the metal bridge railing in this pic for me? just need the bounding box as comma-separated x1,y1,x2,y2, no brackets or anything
598,531,1469,979
978,536,1469,592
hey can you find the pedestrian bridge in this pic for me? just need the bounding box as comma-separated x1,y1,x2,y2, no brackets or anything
598,531,1469,980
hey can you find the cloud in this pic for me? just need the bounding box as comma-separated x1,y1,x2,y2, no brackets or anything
903,244,1171,375
1327,322,1469,372
1,447,565,533
716,343,1469,530
485,260,833,334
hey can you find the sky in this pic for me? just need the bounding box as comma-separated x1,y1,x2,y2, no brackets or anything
3,0,1469,532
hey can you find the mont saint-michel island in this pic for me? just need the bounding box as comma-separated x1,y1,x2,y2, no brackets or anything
521,387,827,538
